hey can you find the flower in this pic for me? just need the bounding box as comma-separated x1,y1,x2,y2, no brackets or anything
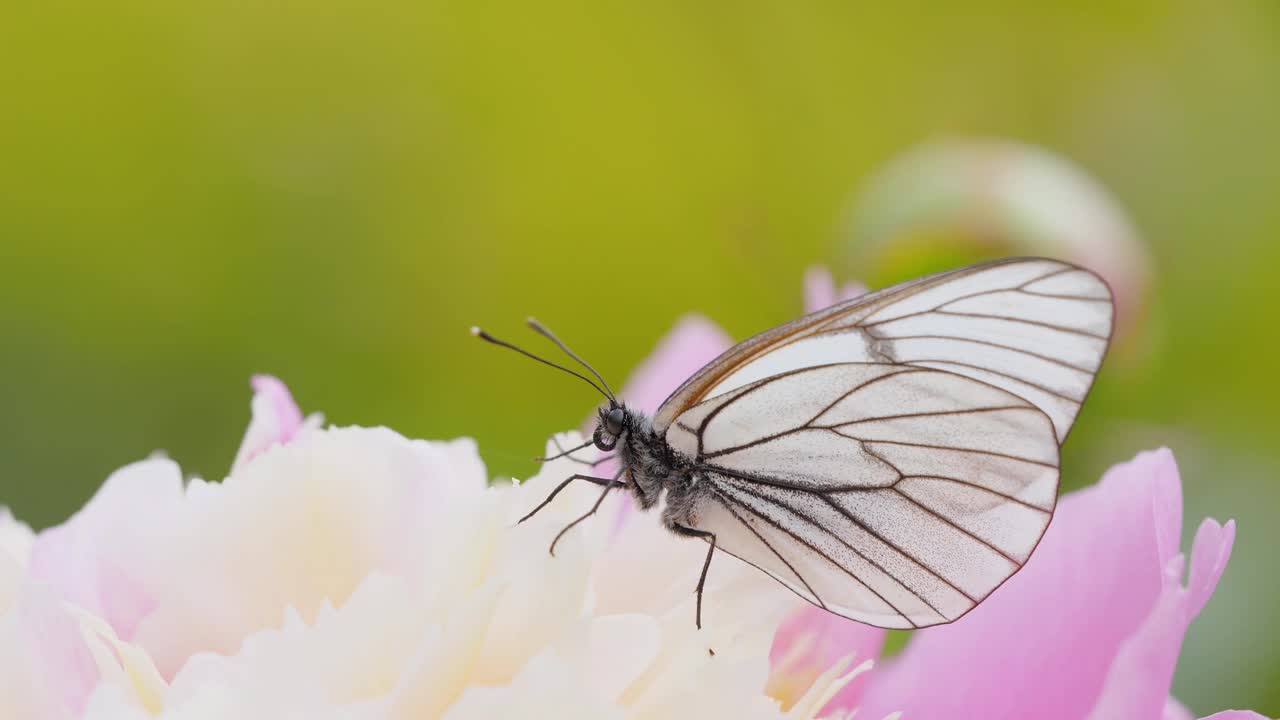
5,379,871,718
232,373,324,474
0,507,33,571
846,449,1253,720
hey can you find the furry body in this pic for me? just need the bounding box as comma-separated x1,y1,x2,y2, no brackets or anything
612,406,701,531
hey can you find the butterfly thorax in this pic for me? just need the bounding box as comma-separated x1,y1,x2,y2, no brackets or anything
610,406,694,513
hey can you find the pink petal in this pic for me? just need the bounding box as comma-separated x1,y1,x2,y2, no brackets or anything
856,448,1197,719
616,314,733,415
803,267,867,314
1198,713,1273,720
770,604,885,708
1085,518,1237,720
1186,518,1233,618
1,583,101,718
803,267,838,313
28,460,178,640
231,374,307,472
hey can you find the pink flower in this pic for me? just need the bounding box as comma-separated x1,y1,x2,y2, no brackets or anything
0,583,101,718
608,267,1264,719
26,375,337,678
232,373,323,473
27,375,317,648
6,379,859,718
848,448,1249,720
2,509,164,718
801,267,866,313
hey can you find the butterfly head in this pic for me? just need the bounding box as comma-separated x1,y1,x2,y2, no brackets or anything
593,404,629,451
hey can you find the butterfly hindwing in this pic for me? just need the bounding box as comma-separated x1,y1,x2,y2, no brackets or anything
668,362,1060,628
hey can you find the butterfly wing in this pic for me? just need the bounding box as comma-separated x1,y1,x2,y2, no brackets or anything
655,257,1113,628
669,363,1060,628
654,257,1113,444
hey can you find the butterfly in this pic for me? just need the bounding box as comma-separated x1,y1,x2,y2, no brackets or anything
473,257,1113,630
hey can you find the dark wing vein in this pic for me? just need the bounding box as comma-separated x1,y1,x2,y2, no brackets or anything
856,438,1054,518
908,359,1079,403
887,475,1053,513
717,479,954,621
707,486,830,612
890,487,1023,565
693,363,864,456
702,463,865,494
1016,289,1111,302
866,308,1108,340
809,491,978,606
707,462,985,612
822,404,1035,429
700,368,926,460
802,367,927,427
1016,265,1074,287
850,435,1057,469
867,333,1097,373
708,483,925,625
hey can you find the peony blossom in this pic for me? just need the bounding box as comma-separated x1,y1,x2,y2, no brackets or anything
3,377,873,719
841,448,1252,720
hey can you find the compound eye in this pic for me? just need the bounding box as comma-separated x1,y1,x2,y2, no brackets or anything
605,407,626,436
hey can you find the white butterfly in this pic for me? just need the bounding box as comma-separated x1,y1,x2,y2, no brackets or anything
474,257,1113,630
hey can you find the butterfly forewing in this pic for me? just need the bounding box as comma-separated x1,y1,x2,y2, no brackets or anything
654,257,1113,443
653,257,1112,628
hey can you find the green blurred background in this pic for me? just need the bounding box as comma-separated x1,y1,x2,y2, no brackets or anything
1,1,1277,714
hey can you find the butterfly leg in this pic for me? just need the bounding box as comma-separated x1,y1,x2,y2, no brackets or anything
547,473,624,556
518,473,615,525
671,524,717,630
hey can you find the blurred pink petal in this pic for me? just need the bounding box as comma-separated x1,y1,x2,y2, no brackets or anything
28,460,180,641
1197,713,1273,719
0,583,101,718
802,267,866,313
232,374,313,472
854,448,1237,719
616,314,733,414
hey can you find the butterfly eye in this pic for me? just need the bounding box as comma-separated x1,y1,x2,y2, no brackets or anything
605,407,626,437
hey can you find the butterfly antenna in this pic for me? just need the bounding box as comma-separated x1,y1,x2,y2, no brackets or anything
525,317,617,404
471,326,613,402
532,436,596,463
